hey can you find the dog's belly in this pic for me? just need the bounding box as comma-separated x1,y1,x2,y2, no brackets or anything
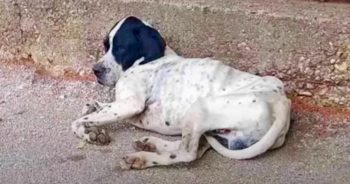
130,102,182,135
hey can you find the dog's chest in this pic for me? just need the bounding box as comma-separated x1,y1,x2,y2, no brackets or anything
137,101,182,135
144,63,188,128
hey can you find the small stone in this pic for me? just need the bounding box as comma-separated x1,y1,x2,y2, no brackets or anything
297,82,305,89
79,70,86,76
31,130,37,136
237,42,247,48
297,90,312,97
318,88,328,95
314,70,320,75
59,94,67,99
334,62,348,72
304,67,313,75
17,84,25,90
330,59,336,64
298,63,304,72
305,83,315,89
334,98,340,103
14,110,26,115
77,140,87,149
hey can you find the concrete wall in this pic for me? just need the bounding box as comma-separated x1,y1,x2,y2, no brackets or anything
1,0,350,105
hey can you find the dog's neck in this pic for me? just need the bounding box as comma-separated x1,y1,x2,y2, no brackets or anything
131,46,178,68
164,46,177,56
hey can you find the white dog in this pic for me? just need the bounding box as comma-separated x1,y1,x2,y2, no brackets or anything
71,16,291,169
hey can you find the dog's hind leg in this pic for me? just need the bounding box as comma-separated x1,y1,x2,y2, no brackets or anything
133,136,211,158
122,100,207,169
133,135,211,158
196,136,211,158
133,136,182,153
122,132,202,169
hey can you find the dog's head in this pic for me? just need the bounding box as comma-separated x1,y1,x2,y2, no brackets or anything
93,16,166,86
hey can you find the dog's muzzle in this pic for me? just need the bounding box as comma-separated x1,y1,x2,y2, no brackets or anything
92,63,106,79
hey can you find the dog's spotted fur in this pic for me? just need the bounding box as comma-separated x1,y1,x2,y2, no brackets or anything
71,16,291,169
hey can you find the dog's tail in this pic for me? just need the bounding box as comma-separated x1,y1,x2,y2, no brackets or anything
205,96,291,160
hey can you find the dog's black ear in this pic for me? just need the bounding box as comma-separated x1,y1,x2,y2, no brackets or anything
112,28,143,70
111,17,166,70
134,26,166,65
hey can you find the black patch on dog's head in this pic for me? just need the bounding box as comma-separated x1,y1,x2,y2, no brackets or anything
109,16,166,71
103,35,110,52
103,21,120,52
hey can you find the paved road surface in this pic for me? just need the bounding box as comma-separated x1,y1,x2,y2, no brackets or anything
0,65,349,184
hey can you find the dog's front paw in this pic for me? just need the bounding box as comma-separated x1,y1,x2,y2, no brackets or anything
72,121,110,145
84,126,110,145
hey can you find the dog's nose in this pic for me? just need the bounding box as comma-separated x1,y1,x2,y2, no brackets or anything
92,64,106,77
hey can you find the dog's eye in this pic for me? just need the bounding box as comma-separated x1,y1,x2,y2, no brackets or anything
103,36,110,52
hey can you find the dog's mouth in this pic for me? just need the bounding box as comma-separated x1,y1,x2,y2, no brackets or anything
96,79,104,85
95,77,117,87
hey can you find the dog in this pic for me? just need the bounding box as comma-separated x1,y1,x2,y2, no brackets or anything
71,16,291,169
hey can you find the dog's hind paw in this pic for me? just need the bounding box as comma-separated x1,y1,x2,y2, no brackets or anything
122,151,163,169
122,152,151,169
132,137,157,152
